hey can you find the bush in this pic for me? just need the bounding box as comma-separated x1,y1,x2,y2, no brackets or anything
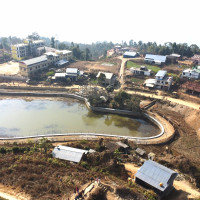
0,147,7,154
46,71,55,76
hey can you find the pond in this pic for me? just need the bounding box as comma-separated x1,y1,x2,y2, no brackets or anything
0,99,160,138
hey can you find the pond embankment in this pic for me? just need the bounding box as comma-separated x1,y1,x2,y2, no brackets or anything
0,90,175,144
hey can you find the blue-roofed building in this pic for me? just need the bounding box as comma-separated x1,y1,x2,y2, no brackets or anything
135,160,178,198
123,51,139,58
145,54,166,65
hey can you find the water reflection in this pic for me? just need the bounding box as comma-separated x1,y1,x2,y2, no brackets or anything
0,99,160,137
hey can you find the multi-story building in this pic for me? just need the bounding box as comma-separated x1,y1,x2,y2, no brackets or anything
11,39,44,60
155,70,173,90
19,50,72,77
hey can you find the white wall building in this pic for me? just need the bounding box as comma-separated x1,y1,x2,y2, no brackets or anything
182,68,200,79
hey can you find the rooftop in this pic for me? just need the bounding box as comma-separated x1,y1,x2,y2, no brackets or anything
145,54,166,62
96,71,114,80
66,68,78,74
52,145,88,163
20,55,47,66
135,160,178,192
123,51,138,57
155,70,167,77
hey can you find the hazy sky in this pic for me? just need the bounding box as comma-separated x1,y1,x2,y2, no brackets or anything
1,0,200,45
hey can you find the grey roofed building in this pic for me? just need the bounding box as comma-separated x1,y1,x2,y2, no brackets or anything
66,68,78,75
155,70,167,79
52,145,88,163
135,160,178,196
21,55,47,67
123,51,138,58
145,54,166,65
55,59,69,66
96,71,116,85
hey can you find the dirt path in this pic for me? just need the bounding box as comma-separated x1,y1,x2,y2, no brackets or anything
123,163,200,199
0,184,30,200
126,90,200,110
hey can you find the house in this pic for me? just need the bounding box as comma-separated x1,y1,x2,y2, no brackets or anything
36,46,57,56
130,66,151,76
52,145,88,163
135,160,178,198
166,54,181,64
145,54,166,65
155,70,173,90
107,49,115,57
123,51,139,58
66,68,80,81
96,71,116,85
182,67,200,79
190,54,200,65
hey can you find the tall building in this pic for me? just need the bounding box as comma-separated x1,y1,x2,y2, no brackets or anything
11,39,44,60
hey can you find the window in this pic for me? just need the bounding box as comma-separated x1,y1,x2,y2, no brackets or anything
183,72,185,75
30,68,32,71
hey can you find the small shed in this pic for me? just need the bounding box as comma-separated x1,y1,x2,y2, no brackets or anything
135,160,178,197
135,148,146,157
52,145,88,163
105,141,129,153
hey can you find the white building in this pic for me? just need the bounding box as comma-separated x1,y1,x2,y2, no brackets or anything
130,66,151,76
96,71,116,85
144,70,173,90
182,68,200,79
155,70,173,90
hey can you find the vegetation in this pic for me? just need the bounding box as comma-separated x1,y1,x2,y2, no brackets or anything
127,40,200,57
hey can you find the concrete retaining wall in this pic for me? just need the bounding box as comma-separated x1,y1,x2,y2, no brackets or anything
0,91,171,144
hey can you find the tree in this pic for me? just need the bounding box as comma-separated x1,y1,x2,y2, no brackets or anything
28,32,40,40
38,138,52,153
84,48,90,60
98,73,106,85
126,96,141,112
1,37,9,50
114,90,130,109
58,42,68,50
106,85,114,93
129,40,134,47
51,37,55,48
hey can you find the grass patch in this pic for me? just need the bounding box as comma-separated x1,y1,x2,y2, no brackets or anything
131,78,144,84
127,61,161,73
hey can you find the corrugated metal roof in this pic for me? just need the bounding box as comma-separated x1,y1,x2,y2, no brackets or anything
52,145,88,163
66,68,78,74
96,72,113,80
54,73,66,78
56,59,69,66
20,55,47,66
155,70,167,77
123,51,137,57
116,141,129,148
145,54,166,62
135,160,178,192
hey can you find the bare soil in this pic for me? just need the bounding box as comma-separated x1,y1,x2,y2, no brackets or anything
68,58,121,75
0,62,19,75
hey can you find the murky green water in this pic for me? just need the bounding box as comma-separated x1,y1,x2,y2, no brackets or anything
0,99,159,138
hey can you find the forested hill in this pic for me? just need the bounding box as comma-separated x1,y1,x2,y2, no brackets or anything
0,33,200,60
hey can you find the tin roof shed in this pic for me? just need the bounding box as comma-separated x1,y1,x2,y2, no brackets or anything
135,160,178,192
52,145,88,163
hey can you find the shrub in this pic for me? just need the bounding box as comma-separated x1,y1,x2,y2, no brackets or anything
0,147,7,154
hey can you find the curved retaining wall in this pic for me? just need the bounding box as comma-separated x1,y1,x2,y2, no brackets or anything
0,91,168,143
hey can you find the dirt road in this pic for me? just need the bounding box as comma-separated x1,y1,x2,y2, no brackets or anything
126,90,200,110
